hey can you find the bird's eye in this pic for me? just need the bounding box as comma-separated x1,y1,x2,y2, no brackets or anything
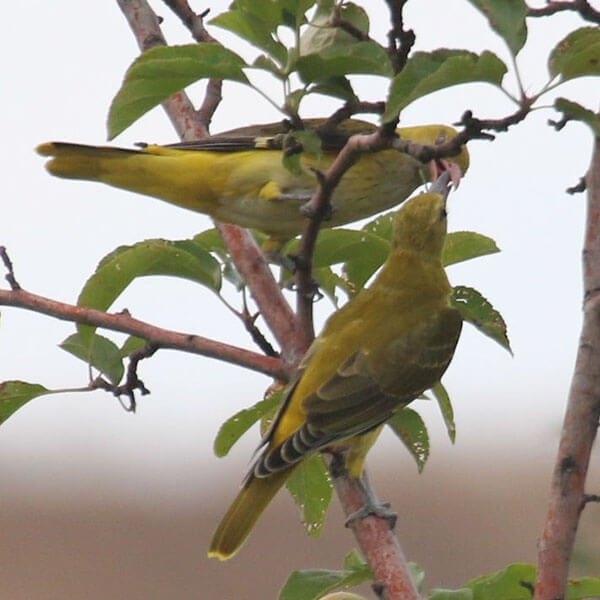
440,208,448,220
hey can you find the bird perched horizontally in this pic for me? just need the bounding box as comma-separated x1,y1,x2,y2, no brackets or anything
208,174,463,560
37,120,468,248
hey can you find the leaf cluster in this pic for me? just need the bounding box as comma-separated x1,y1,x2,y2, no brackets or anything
107,1,600,138
280,560,600,600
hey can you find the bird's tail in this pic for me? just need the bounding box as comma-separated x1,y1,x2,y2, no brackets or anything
36,142,141,181
209,469,292,561
36,141,217,213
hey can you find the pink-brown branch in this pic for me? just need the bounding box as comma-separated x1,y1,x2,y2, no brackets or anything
295,130,398,338
0,287,286,380
534,137,600,598
331,454,420,600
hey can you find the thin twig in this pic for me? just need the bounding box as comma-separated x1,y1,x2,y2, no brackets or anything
0,246,21,290
567,176,587,195
162,0,222,131
0,286,287,380
330,7,370,41
240,292,279,358
534,137,600,599
162,1,214,42
384,0,415,74
327,100,386,126
118,342,158,411
294,129,396,341
528,0,600,23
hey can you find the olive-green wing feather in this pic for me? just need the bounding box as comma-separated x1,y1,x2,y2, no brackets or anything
165,119,378,153
253,306,462,477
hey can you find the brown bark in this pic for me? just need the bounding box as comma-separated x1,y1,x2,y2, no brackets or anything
535,137,600,598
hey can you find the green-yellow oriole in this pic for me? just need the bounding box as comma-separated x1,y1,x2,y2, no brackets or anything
209,176,462,560
37,120,468,248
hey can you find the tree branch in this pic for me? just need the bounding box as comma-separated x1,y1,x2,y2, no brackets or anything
161,0,222,130
116,0,302,362
330,453,420,600
0,286,287,380
384,0,415,74
294,129,397,343
528,0,600,23
534,136,600,599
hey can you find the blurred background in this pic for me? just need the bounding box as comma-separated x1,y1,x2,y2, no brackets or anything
1,1,599,598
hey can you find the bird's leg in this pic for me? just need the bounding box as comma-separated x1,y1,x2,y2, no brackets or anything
328,452,397,529
344,472,398,530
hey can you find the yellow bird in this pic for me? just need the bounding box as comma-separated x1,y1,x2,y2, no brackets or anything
209,175,463,560
37,120,468,247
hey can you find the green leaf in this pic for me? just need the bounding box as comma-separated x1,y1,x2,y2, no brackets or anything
452,285,512,354
60,332,124,385
220,0,288,29
253,54,286,79
286,453,332,537
466,0,527,56
279,0,314,28
120,335,148,358
309,77,357,102
385,50,507,121
310,227,390,293
0,381,49,424
192,227,227,253
443,231,500,267
313,266,349,306
313,229,390,270
429,590,473,600
343,549,368,572
193,228,246,290
466,563,536,600
549,27,600,82
213,391,283,457
108,44,248,138
279,550,372,600
317,593,367,600
387,407,430,472
431,381,456,443
300,2,369,56
280,128,323,174
287,227,391,295
554,98,600,137
211,10,287,65
280,570,355,600
410,562,426,591
362,211,395,240
567,576,600,599
77,238,221,343
297,41,393,83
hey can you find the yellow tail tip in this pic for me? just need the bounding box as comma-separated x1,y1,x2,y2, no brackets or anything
36,142,57,156
207,548,233,561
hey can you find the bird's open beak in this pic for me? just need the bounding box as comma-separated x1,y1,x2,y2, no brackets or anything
429,171,452,200
429,158,464,189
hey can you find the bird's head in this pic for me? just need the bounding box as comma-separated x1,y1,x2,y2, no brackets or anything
392,172,450,258
397,124,470,184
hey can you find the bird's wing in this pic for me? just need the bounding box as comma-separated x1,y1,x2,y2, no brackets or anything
163,120,377,153
253,306,462,477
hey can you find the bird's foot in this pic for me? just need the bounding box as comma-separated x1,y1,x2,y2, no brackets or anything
345,501,397,530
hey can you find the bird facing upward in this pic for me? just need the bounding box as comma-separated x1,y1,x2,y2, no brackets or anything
209,175,463,560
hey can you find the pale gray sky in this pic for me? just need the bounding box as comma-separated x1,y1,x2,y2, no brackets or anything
1,1,598,507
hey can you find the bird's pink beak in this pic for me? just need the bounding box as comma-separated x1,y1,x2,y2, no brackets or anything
430,158,464,189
